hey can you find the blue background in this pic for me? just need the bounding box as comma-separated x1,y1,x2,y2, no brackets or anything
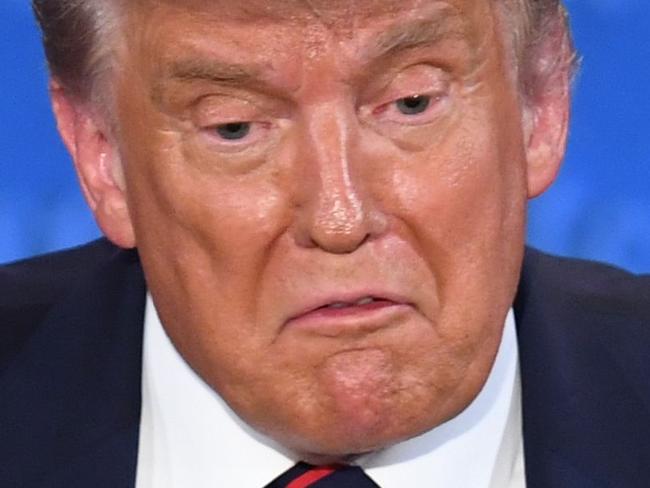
1,0,649,271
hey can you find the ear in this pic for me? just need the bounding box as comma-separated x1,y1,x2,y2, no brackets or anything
523,83,570,198
523,25,573,198
50,81,136,248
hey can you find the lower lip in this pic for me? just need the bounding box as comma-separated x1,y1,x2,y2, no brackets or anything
286,300,411,335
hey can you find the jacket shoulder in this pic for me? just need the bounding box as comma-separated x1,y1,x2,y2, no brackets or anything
517,247,650,322
516,249,650,485
0,239,125,369
0,239,121,305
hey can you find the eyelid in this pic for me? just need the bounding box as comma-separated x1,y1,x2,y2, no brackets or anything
193,100,257,127
381,77,450,105
191,121,272,157
191,88,292,127
375,88,447,114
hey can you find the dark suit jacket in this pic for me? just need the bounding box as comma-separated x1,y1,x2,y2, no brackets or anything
1,239,649,487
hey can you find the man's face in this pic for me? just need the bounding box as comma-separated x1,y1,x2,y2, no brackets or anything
113,0,530,459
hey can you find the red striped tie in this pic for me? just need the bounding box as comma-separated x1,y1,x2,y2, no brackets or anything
265,462,381,487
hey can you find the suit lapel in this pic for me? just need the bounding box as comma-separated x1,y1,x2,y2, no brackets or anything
0,244,146,488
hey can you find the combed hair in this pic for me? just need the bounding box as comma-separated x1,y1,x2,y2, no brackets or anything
32,0,118,103
31,0,576,104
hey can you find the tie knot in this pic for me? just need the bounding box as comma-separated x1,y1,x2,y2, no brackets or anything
266,461,380,488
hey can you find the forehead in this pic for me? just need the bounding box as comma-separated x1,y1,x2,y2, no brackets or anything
128,0,477,21
119,0,498,81
122,0,493,42
114,0,502,102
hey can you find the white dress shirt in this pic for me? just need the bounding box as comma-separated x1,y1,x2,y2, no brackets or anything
136,296,525,487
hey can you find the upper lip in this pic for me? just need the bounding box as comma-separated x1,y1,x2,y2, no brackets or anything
286,290,413,322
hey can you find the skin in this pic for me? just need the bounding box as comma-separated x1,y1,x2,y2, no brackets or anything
51,0,569,463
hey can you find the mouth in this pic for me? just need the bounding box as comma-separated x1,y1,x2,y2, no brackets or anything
286,294,414,337
312,295,397,312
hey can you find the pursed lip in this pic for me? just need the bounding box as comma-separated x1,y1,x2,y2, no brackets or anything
284,290,415,335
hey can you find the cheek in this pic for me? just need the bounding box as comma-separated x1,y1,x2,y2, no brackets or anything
118,123,294,349
375,108,526,336
124,125,287,257
387,135,520,263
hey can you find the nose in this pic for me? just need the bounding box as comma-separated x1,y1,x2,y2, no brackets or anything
292,103,387,254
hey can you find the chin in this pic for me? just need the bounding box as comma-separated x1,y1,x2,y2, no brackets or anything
236,345,490,462
266,398,449,464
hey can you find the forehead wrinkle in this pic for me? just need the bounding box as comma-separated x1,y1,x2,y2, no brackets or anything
302,0,353,22
370,7,471,59
129,0,488,109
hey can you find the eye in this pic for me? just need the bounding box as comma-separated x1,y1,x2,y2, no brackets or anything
369,90,447,127
215,122,251,141
201,119,274,153
395,95,431,115
363,65,452,129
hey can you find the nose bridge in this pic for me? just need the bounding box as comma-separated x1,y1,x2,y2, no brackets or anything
295,101,377,253
308,103,363,227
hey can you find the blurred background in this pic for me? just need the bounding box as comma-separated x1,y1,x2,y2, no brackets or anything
1,0,649,271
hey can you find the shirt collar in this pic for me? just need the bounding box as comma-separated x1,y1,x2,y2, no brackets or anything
137,296,521,488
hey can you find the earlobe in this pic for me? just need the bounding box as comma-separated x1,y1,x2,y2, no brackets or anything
50,81,136,249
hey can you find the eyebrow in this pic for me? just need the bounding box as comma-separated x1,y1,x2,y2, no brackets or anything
151,58,266,105
369,9,470,59
163,58,263,85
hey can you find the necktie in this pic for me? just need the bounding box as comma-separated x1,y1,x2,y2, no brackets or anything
265,462,381,488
